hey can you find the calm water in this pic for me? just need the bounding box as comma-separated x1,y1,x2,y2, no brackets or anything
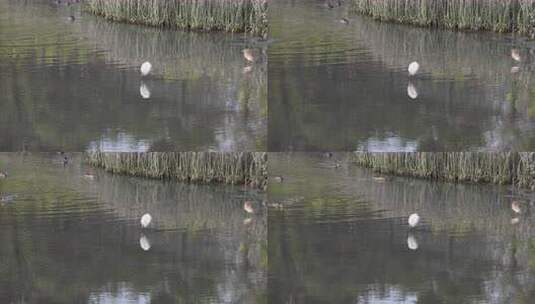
0,0,267,152
0,153,266,303
268,153,535,303
268,0,535,152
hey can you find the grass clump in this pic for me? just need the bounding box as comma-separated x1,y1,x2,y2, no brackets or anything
85,152,267,189
85,0,268,37
352,152,535,189
350,0,535,36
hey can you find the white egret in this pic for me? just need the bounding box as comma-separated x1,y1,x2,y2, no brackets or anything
243,49,256,63
273,176,284,183
408,61,420,76
141,213,152,228
511,201,521,214
140,61,152,76
83,172,95,180
243,201,254,214
512,49,521,62
408,213,420,228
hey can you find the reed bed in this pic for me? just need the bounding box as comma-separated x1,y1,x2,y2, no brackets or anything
352,152,535,189
350,0,535,36
85,0,268,37
85,152,267,189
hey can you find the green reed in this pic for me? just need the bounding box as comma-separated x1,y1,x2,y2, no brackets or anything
85,152,267,189
84,0,268,37
352,152,535,189
351,0,535,36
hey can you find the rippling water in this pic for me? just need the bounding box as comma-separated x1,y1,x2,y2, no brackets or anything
0,0,267,151
0,153,266,303
268,0,535,151
268,153,535,303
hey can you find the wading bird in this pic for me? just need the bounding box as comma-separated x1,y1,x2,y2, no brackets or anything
408,61,420,76
273,176,284,183
140,61,152,76
243,48,257,63
512,49,521,62
83,172,95,180
511,201,521,214
141,213,152,228
408,213,420,228
243,201,255,214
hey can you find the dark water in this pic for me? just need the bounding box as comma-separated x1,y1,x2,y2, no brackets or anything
268,0,535,152
0,0,267,152
268,153,535,303
0,153,266,303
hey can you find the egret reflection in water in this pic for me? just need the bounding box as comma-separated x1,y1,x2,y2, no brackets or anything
268,153,535,303
268,0,535,151
0,153,267,302
0,0,266,151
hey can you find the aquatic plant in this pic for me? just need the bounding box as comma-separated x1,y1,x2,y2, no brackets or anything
84,0,268,37
85,152,267,189
352,152,535,188
350,0,535,36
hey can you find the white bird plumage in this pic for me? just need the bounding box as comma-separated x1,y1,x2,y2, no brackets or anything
243,201,254,214
139,234,151,251
407,83,418,100
408,213,420,228
408,61,420,76
407,234,418,250
511,201,521,214
140,61,152,76
511,49,521,62
139,82,151,99
141,213,152,228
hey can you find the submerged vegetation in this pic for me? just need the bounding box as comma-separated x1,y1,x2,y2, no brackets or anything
85,0,268,37
85,152,267,189
353,152,535,189
350,0,535,36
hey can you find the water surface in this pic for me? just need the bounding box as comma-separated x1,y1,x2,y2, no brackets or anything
269,153,535,303
268,0,535,151
0,0,267,151
0,153,266,303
